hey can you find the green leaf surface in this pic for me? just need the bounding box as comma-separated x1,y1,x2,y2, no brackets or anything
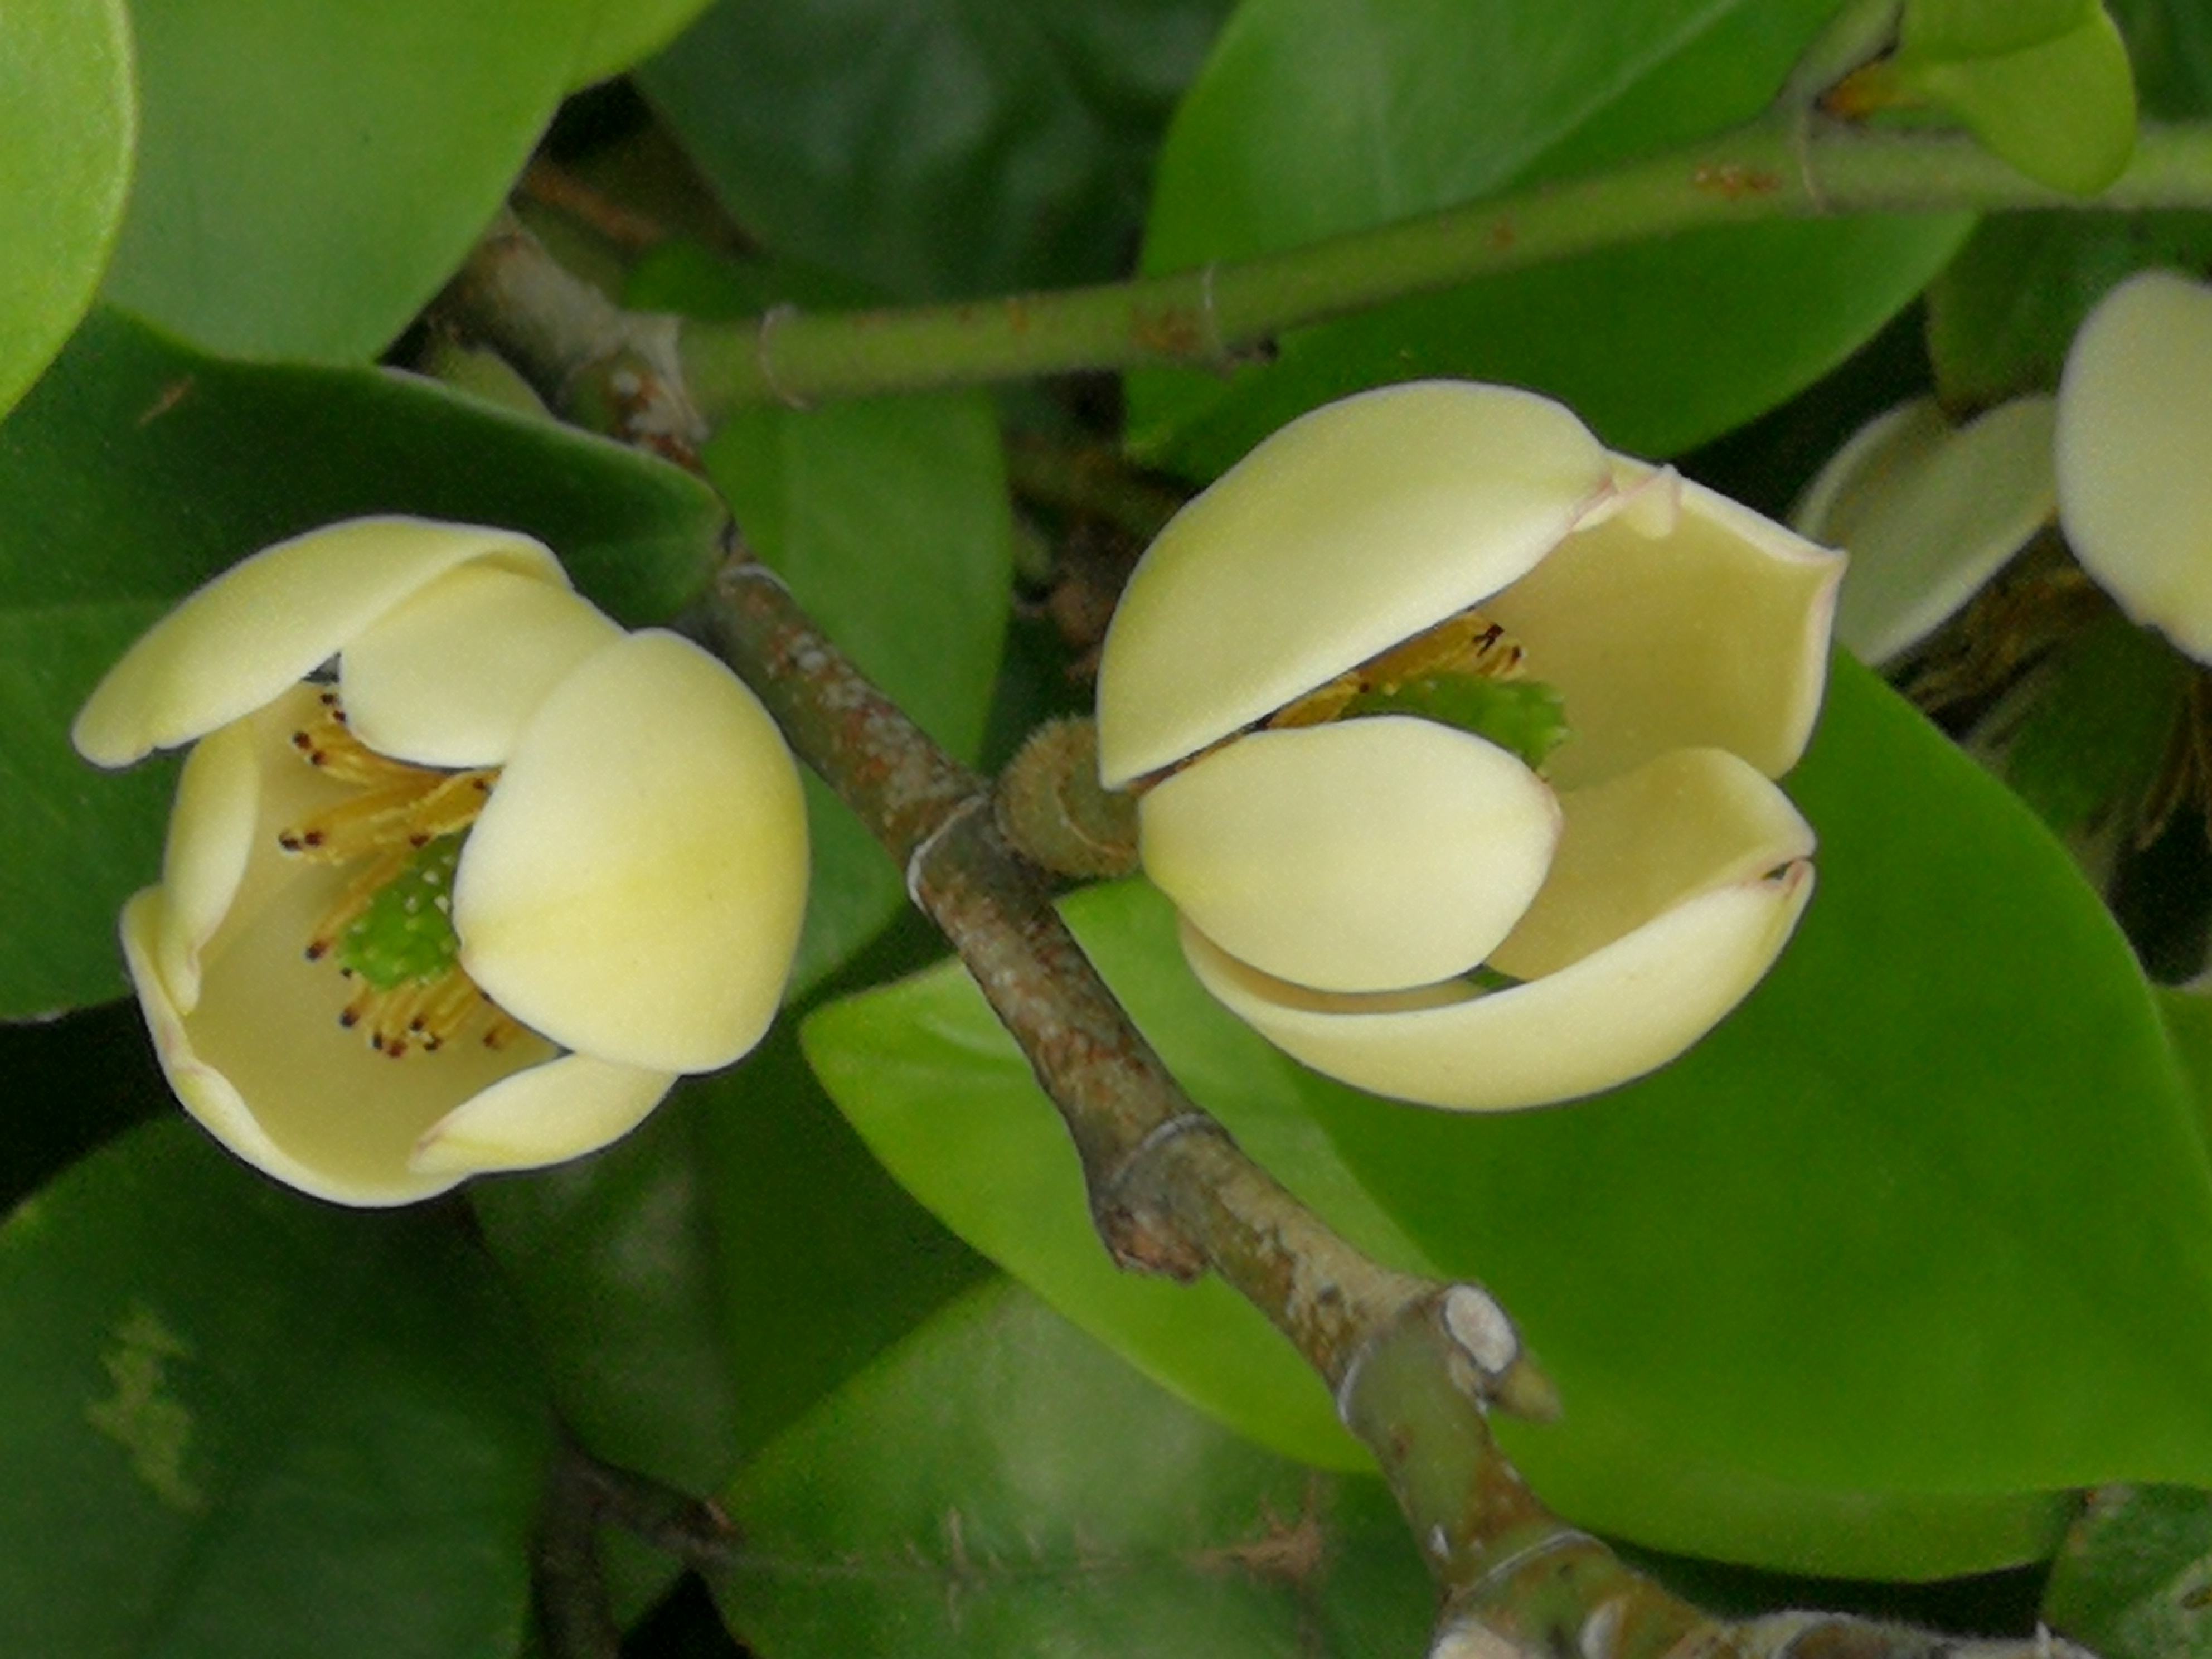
806,658,2212,1574
570,0,717,88
719,1275,1430,1659
631,248,1015,989
2002,613,2186,836
802,886,1444,1473
2157,986,2212,1153
1925,211,2212,409
0,1118,551,1657
1901,0,2098,59
1893,6,2137,196
1128,0,1971,477
2108,0,2212,118
104,0,595,360
0,0,132,421
639,0,1235,298
2044,1486,2212,1658
0,307,723,1020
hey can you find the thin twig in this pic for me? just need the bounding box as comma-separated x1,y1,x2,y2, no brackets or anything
464,214,2103,1659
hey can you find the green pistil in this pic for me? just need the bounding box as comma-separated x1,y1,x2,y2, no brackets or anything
1343,675,1571,771
336,835,464,991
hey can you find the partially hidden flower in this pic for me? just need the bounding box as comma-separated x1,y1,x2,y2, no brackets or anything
2055,268,2212,665
74,517,809,1205
1798,268,2212,675
1094,381,1841,1112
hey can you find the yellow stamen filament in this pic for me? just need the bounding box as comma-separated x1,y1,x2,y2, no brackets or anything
279,691,517,1056
1270,607,1525,730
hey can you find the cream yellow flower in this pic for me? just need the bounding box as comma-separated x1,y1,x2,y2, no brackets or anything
2056,269,2212,664
1095,382,1840,1111
74,517,809,1205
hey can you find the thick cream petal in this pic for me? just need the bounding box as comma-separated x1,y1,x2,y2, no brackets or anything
1139,718,1559,994
1183,862,1813,1112
124,866,556,1205
455,630,809,1072
410,1054,675,1177
1096,382,1613,785
1484,476,1843,789
2056,269,2212,663
1795,396,2056,666
339,564,624,767
73,517,568,767
1487,748,1814,981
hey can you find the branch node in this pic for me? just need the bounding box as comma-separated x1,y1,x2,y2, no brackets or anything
905,793,992,910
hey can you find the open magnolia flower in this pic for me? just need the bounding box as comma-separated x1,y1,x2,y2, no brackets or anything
1095,381,1840,1110
74,517,809,1205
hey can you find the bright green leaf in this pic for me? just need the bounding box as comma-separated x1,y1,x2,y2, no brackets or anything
0,0,132,421
630,248,1015,989
639,0,1236,298
104,0,596,360
1893,7,2137,196
570,0,716,89
1128,0,1971,477
0,307,723,1020
806,659,2212,1575
0,1119,551,1657
1926,212,2212,408
2003,613,2186,835
1901,0,2098,58
719,1275,1430,1659
2044,1486,2212,1658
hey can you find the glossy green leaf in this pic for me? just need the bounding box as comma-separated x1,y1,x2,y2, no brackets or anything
2103,0,2212,118
719,1275,1430,1659
2157,985,2212,1152
0,0,132,421
1925,212,2212,409
0,307,723,1019
104,0,596,360
1890,4,2137,196
1128,0,1971,477
2003,613,2186,836
1315,658,2212,1525
639,0,1235,298
803,889,1447,1473
570,0,716,89
0,1118,551,1656
630,248,1015,989
2044,1486,2212,1658
806,659,2212,1574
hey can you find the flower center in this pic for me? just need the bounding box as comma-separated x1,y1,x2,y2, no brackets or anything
1268,606,1571,771
276,690,520,1059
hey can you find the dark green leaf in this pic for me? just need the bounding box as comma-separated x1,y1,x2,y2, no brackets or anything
1925,212,2212,409
639,0,1236,298
630,249,1015,989
2044,1486,2212,1658
0,0,132,420
1128,0,1971,476
719,1275,1430,1659
2002,613,2186,835
806,659,2212,1575
0,1118,551,1657
0,307,724,1018
103,0,596,360
2108,0,2212,119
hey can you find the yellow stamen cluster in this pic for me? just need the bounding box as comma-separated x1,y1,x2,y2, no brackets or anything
276,691,519,1058
1268,607,1526,729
